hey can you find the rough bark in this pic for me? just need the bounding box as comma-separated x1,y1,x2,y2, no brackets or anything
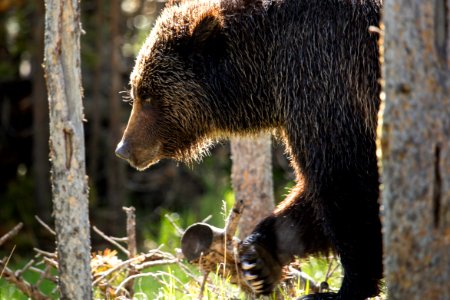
380,1,449,299
43,0,92,299
124,206,137,297
32,0,51,222
230,133,275,239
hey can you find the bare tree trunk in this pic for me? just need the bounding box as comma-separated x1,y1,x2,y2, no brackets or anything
231,133,275,239
43,0,92,299
381,1,449,299
107,0,126,230
32,0,51,222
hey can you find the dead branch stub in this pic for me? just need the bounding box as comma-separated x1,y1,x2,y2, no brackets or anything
180,200,254,293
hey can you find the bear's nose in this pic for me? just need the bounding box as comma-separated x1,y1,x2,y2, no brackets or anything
115,140,131,161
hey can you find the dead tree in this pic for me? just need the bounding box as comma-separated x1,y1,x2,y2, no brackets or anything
381,0,449,299
230,133,275,239
43,0,92,299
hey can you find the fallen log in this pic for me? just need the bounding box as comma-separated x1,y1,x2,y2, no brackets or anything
180,199,254,293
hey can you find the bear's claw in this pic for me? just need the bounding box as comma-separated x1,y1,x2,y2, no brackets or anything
241,262,256,270
239,242,282,295
244,272,258,281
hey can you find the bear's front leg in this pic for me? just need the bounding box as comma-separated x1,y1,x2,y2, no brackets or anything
239,195,332,295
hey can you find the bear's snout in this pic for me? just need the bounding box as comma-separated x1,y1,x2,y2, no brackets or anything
115,140,131,161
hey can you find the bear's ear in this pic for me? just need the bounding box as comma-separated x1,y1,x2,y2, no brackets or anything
185,11,226,59
191,13,222,44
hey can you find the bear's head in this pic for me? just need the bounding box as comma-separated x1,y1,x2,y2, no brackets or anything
116,1,227,170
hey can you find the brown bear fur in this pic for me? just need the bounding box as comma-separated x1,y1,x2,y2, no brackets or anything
116,0,383,299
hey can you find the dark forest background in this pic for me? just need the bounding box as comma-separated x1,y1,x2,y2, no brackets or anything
0,0,294,254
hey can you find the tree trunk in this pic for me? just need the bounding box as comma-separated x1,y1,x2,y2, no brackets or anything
381,1,449,299
32,0,51,222
107,0,126,231
43,0,92,299
231,133,275,239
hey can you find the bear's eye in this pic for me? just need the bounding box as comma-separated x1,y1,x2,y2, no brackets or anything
141,93,161,105
137,90,155,104
120,90,133,106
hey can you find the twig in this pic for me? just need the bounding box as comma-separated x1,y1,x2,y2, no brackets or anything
0,261,50,300
164,213,184,235
93,225,129,256
0,223,23,247
325,260,340,282
92,249,171,286
176,260,199,280
288,266,319,292
35,265,52,287
176,259,217,291
51,286,58,295
324,258,334,280
35,216,56,235
15,259,35,277
35,259,46,267
42,257,58,269
1,245,15,278
198,272,209,300
110,237,128,242
29,266,57,284
224,199,244,237
201,215,212,223
134,258,178,271
33,248,57,258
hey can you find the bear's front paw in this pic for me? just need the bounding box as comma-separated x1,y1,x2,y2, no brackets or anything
239,241,282,295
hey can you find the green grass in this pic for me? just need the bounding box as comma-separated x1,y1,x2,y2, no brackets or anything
129,256,342,300
0,206,345,300
1,252,344,300
0,206,383,299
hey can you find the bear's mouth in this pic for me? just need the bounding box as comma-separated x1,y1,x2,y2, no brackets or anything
122,143,163,171
129,156,161,171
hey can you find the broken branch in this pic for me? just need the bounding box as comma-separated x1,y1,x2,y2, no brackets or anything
0,223,23,247
93,225,129,256
35,216,56,236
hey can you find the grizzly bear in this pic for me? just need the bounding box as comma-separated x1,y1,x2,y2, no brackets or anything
116,0,383,299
